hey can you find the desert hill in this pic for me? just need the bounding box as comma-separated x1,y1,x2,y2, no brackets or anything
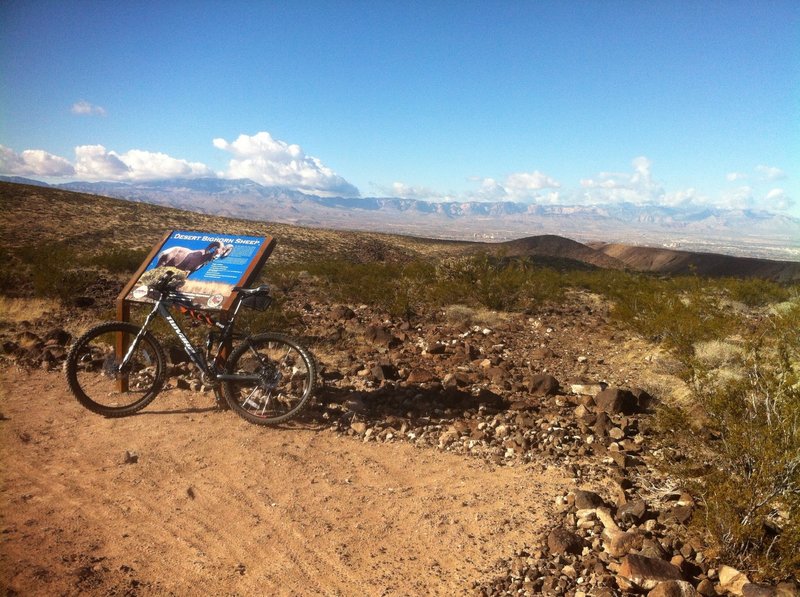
1,181,797,281
590,241,800,282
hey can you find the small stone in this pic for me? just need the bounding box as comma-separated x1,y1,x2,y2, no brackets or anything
696,578,716,596
123,451,138,464
617,498,647,523
407,368,437,384
350,421,367,434
647,580,699,597
719,566,750,596
743,584,779,597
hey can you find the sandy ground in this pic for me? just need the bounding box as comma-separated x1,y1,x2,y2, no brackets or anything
1,367,573,596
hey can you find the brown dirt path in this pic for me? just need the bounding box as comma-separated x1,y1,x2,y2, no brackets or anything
1,368,572,596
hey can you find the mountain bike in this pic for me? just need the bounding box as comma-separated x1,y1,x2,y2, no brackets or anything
65,272,316,425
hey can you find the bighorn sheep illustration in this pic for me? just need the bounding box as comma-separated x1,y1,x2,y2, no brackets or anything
156,241,234,274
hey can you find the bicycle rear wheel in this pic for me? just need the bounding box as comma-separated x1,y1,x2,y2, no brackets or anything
65,322,166,417
222,332,316,425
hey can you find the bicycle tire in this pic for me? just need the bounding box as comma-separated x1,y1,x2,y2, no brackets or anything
222,332,316,425
65,321,166,417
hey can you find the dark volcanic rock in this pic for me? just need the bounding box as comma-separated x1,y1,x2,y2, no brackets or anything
527,373,560,396
595,388,639,415
547,528,585,555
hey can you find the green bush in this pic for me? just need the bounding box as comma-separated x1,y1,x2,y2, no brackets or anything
657,300,800,579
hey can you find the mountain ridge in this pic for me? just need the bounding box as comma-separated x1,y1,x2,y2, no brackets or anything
3,175,798,263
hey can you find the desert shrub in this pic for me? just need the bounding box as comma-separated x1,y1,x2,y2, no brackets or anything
588,274,736,358
84,247,150,273
270,255,568,317
657,300,800,579
721,277,791,307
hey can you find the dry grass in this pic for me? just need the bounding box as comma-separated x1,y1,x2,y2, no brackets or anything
0,297,58,325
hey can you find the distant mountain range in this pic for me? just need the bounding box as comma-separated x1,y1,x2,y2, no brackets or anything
4,175,799,261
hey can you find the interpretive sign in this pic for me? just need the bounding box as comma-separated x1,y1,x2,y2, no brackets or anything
119,230,275,312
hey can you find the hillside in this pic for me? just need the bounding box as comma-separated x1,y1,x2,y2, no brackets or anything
2,181,798,281
591,241,800,282
4,175,799,262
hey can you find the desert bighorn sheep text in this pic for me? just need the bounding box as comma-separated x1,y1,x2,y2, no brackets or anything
156,241,234,274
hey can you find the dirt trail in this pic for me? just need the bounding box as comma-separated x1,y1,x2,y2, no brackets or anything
1,368,572,596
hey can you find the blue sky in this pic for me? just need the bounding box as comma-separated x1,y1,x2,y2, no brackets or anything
1,0,798,216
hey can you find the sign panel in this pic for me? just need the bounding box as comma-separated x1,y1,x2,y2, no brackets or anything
123,230,273,310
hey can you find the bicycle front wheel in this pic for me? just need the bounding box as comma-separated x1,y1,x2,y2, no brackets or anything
222,333,316,425
65,322,166,417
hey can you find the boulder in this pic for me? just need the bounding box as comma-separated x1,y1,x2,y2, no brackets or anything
595,388,639,415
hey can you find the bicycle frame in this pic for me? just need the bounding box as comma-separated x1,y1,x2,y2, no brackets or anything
118,292,262,387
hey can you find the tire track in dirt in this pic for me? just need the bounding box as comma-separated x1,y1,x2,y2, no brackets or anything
2,369,572,595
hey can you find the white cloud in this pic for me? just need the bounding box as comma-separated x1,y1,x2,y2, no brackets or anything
386,182,448,200
467,170,561,202
579,156,664,205
72,145,214,181
71,100,107,116
763,188,794,210
718,186,755,210
756,164,786,181
213,131,359,196
726,172,747,182
75,145,130,179
0,145,75,176
118,149,214,180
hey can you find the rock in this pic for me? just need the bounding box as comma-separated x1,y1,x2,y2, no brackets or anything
696,578,716,596
743,584,779,597
595,388,639,415
407,368,437,384
571,381,607,396
528,374,560,396
343,397,367,413
530,347,555,360
618,554,683,591
331,305,356,320
364,325,399,347
593,412,614,437
547,527,585,555
44,328,71,346
617,498,647,523
350,421,367,434
648,580,699,597
574,490,607,510
72,296,95,308
605,530,644,558
631,387,656,411
475,388,506,410
370,363,398,381
719,565,750,595
123,451,139,464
